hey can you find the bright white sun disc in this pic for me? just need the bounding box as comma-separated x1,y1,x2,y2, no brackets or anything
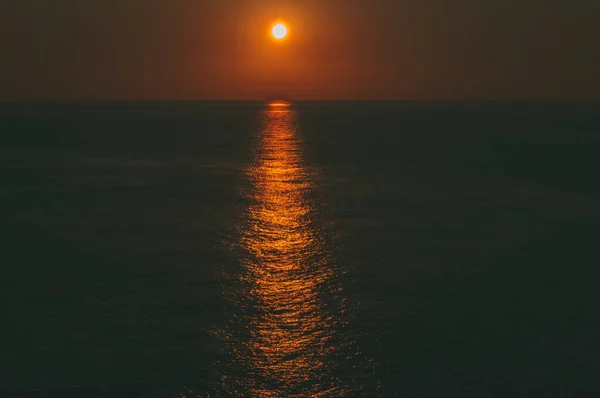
272,23,287,39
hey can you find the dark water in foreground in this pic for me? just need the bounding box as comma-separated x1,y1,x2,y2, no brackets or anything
1,101,600,397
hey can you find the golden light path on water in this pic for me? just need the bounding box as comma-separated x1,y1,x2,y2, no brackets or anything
223,101,347,397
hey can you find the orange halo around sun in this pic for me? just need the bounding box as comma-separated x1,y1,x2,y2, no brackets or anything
271,23,288,40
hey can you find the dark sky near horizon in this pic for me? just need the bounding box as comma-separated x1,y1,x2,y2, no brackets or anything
1,0,599,100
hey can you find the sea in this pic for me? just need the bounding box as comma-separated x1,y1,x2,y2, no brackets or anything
1,101,599,397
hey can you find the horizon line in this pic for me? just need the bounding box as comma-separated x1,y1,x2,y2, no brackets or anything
1,99,599,104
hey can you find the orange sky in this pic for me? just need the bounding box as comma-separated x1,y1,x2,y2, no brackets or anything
1,0,599,100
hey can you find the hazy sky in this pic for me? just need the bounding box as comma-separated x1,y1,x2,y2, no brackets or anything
1,0,599,100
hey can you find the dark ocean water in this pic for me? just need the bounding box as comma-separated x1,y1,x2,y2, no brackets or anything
1,101,600,397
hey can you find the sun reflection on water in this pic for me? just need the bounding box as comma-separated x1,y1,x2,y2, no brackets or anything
223,102,346,397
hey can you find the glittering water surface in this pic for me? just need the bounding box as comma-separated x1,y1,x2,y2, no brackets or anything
222,102,348,397
2,102,600,397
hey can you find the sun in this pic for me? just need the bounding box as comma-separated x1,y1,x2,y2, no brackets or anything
271,23,288,40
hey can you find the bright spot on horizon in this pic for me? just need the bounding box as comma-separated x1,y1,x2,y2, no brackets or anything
272,23,288,40
268,100,291,108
